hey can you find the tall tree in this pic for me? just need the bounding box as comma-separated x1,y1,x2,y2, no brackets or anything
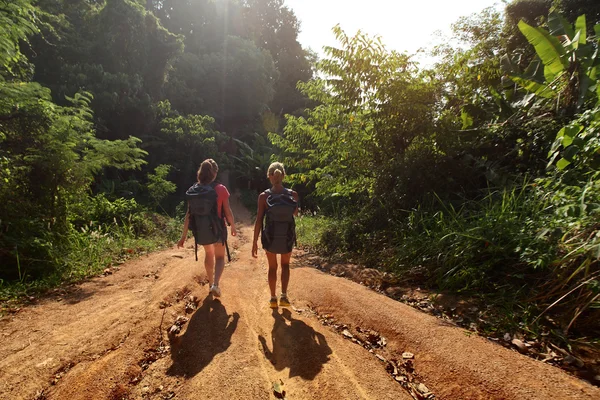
243,0,313,115
31,0,184,141
1,1,148,278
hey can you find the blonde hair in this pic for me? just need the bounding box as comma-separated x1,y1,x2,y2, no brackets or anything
197,159,218,184
267,162,285,185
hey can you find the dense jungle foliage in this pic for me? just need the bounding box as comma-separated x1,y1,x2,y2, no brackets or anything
1,0,312,292
1,0,599,346
271,0,600,340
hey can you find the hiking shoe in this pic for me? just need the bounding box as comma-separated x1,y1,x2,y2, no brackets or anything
210,285,221,298
269,297,278,309
279,295,291,308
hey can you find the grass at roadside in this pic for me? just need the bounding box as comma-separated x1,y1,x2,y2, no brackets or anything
299,183,600,362
0,215,181,307
295,214,334,251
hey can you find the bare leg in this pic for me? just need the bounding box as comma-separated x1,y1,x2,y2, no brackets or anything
266,251,278,298
213,242,226,286
203,244,215,286
280,252,292,295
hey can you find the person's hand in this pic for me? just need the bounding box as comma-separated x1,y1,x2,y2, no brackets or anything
177,238,185,248
230,225,237,237
252,241,258,258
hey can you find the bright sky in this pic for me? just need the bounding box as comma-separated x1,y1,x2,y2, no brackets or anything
285,0,503,60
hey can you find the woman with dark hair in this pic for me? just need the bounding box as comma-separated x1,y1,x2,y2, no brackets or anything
178,159,236,297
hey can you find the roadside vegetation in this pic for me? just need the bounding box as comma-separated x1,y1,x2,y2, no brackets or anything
274,1,600,356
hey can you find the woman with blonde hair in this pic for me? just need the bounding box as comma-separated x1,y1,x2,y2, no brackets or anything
178,159,236,297
252,162,299,309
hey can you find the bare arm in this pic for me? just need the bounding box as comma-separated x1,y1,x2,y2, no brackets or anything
252,192,268,258
222,196,236,236
292,190,299,217
177,208,190,248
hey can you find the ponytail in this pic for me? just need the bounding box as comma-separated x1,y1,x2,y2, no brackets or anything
197,159,218,184
267,162,286,185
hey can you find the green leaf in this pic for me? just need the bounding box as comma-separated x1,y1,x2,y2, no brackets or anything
578,73,592,108
548,12,575,39
460,109,473,130
273,381,286,399
500,54,517,75
569,31,581,50
575,15,587,45
557,158,571,170
548,150,561,166
510,76,555,98
518,20,568,81
563,144,580,161
558,124,584,148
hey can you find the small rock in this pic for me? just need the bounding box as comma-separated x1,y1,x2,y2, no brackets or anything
36,358,55,368
417,383,431,394
564,355,584,368
511,339,528,354
503,333,511,342
376,354,386,362
402,352,414,359
342,329,353,339
385,286,403,298
185,303,195,313
103,268,112,275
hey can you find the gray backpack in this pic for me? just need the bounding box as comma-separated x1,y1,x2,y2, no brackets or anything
186,182,225,260
261,188,297,254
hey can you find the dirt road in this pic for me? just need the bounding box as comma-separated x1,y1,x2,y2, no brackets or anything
1,197,599,400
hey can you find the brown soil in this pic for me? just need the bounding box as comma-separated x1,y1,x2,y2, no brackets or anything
1,195,599,400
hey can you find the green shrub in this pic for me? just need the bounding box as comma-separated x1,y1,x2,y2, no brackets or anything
1,209,181,301
296,214,334,251
316,179,599,334
239,189,259,216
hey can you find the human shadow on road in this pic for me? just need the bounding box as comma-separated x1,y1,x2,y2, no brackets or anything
167,295,239,378
259,308,332,380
